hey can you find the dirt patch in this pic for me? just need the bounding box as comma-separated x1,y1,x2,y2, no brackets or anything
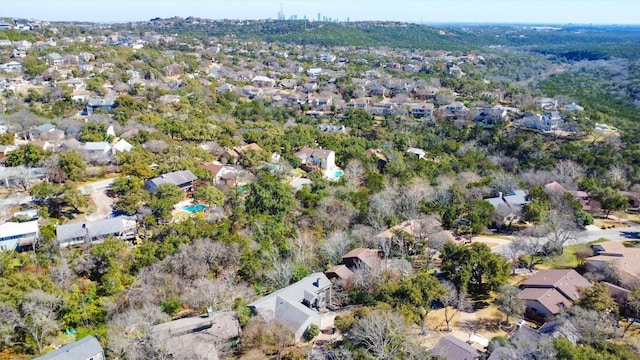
594,218,630,229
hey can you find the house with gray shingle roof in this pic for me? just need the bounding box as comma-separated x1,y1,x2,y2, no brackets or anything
34,336,104,360
248,273,331,342
56,216,137,247
145,170,197,193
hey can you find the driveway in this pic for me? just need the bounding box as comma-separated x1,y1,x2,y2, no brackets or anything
80,178,116,221
491,219,640,256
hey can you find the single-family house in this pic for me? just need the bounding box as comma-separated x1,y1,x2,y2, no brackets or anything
251,75,276,88
44,52,63,66
369,103,396,116
486,190,531,224
409,103,434,119
345,101,368,111
522,112,563,131
197,162,236,185
241,85,262,99
369,84,388,97
85,97,116,114
222,143,263,165
111,139,133,153
29,123,56,139
475,107,508,126
33,336,104,360
307,68,322,77
294,147,337,175
0,220,39,252
248,273,331,341
563,103,584,111
317,124,346,134
216,83,236,94
325,247,383,284
83,142,112,159
278,78,298,90
0,61,22,72
0,21,12,31
56,216,137,247
535,97,558,110
585,241,640,289
442,101,468,118
407,147,426,159
146,170,198,193
366,148,388,170
518,269,592,319
150,310,241,360
448,64,464,78
543,181,590,211
430,335,482,360
318,54,336,62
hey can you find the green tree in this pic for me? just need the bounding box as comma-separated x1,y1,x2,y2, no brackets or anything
22,56,48,77
79,122,108,142
58,151,87,181
194,185,224,206
440,242,510,295
594,187,628,217
495,284,525,324
577,283,617,313
6,144,44,167
464,199,494,235
623,287,640,337
379,271,446,335
150,183,184,220
0,133,14,145
245,173,294,219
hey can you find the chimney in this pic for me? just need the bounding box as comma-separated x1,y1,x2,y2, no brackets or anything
498,191,503,199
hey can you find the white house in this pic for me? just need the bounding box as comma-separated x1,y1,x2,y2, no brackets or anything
295,147,339,179
0,220,39,251
522,112,562,131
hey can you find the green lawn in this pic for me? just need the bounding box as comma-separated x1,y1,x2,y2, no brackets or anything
539,238,608,269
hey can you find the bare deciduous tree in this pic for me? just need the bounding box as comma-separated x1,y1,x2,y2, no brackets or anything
441,280,471,331
320,231,351,266
107,304,170,360
344,159,366,190
349,310,409,360
20,290,62,354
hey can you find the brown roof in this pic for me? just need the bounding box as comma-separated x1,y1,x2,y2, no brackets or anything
366,148,388,162
294,147,333,160
586,242,640,287
325,264,354,281
431,335,481,360
521,269,592,301
342,248,381,269
518,288,573,315
197,162,224,175
544,181,565,195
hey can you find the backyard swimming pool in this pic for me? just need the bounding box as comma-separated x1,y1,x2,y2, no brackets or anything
182,204,207,213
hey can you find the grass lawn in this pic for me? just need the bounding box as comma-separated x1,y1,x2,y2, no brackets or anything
538,238,608,269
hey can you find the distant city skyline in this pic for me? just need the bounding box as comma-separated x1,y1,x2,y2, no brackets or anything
2,0,639,25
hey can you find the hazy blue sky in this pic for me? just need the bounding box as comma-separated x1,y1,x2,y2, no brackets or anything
2,0,639,24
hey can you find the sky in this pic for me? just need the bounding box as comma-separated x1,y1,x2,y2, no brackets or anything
1,0,639,25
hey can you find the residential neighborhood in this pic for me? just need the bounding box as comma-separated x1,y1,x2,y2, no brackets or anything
0,11,639,360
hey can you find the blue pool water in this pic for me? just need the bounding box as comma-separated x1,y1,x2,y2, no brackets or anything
182,204,207,213
334,170,344,179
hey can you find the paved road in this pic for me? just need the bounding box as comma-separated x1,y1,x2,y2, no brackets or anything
491,220,640,256
0,194,33,207
79,178,116,194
